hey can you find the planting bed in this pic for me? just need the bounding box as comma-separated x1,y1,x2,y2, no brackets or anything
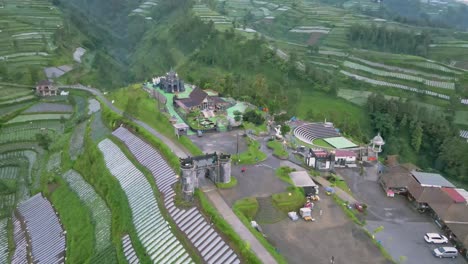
98,139,193,263
23,102,73,113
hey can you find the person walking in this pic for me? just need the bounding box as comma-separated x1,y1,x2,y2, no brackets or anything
330,256,335,264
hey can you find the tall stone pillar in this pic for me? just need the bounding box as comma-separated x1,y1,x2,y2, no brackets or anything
181,159,196,201
219,154,231,184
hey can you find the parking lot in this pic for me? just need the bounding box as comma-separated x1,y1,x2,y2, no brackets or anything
189,130,247,154
337,167,466,264
261,192,391,264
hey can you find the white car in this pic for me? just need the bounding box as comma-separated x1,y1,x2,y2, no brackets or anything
424,233,448,244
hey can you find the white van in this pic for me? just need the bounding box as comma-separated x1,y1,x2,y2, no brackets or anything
433,247,458,258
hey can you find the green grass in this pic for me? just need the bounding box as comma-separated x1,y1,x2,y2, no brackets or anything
454,111,468,126
243,121,268,135
232,137,267,164
271,186,306,213
232,197,289,264
267,140,289,158
106,85,202,156
216,176,238,189
275,166,295,185
233,197,259,219
363,228,397,263
6,113,71,124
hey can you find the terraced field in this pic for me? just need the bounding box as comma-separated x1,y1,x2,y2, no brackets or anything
98,138,194,263
62,170,113,254
6,113,71,123
0,0,63,83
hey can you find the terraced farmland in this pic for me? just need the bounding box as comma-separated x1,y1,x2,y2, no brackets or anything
6,113,71,124
63,170,112,254
98,139,193,263
343,61,455,90
0,0,63,83
112,127,241,264
130,0,158,17
23,102,73,113
0,216,8,264
16,193,66,264
340,70,450,100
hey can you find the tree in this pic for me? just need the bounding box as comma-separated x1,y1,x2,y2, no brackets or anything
233,110,242,122
280,124,291,136
411,122,423,152
36,133,52,150
243,110,264,125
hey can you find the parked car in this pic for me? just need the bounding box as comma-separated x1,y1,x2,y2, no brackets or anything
424,233,448,244
432,247,458,258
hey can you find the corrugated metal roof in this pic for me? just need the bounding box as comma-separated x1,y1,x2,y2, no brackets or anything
290,171,317,187
411,170,455,188
443,188,466,203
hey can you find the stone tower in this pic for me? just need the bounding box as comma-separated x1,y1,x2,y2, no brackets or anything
219,154,231,184
180,158,196,201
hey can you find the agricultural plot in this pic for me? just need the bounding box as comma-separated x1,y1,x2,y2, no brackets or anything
69,122,86,160
12,214,28,264
1,120,64,134
0,0,63,82
193,4,230,25
0,150,38,187
90,111,110,142
88,99,101,115
0,102,33,118
0,166,19,180
0,218,8,264
112,127,240,264
63,170,112,253
343,61,455,90
46,152,61,172
0,95,36,106
349,56,457,81
412,61,464,74
23,102,73,113
340,70,450,100
98,139,193,263
0,129,56,144
6,113,71,124
454,111,468,126
16,193,66,264
122,234,139,264
130,0,158,17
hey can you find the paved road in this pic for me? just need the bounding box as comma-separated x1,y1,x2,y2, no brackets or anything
62,84,277,263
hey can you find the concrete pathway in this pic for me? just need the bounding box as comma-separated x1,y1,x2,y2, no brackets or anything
205,189,278,264
62,84,277,263
313,175,357,204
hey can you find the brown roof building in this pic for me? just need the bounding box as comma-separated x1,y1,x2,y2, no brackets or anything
36,80,58,97
175,87,228,112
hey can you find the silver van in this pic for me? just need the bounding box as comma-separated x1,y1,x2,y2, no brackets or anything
433,247,458,258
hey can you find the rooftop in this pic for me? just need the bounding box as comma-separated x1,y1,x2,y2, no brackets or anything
443,188,466,203
323,136,358,149
335,150,356,157
411,170,455,188
290,171,317,188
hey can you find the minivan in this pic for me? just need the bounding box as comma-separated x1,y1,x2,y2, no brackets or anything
433,247,458,258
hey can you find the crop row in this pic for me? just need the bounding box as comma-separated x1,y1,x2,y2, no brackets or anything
98,139,192,263
69,122,86,161
0,128,55,144
0,218,8,264
63,170,112,252
23,102,73,113
340,70,450,100
343,61,455,90
6,113,71,124
349,56,457,81
1,120,64,133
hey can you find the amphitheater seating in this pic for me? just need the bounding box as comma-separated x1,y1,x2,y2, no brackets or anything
112,127,240,264
16,193,66,264
293,123,341,144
